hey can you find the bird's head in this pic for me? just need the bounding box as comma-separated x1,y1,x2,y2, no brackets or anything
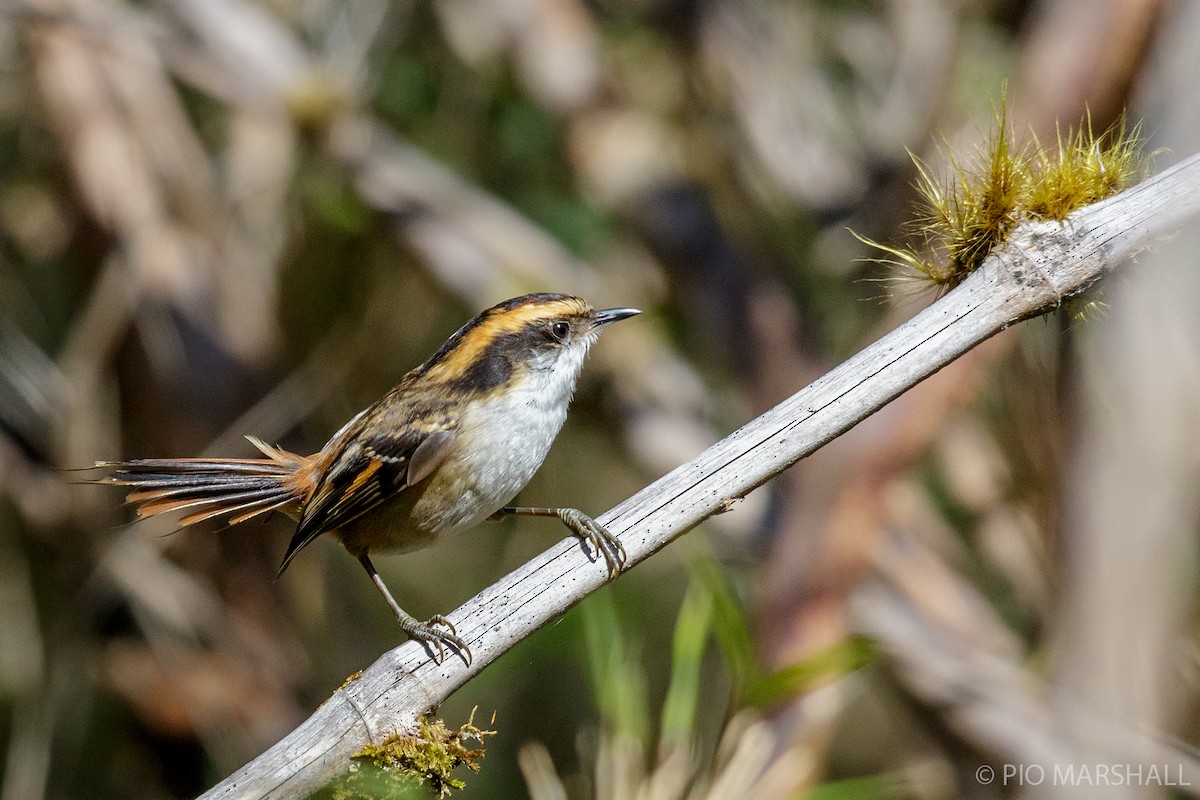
416,293,640,400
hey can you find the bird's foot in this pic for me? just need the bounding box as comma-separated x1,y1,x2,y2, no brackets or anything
558,508,626,580
399,613,471,666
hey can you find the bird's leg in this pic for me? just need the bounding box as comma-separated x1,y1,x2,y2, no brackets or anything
490,506,626,579
358,555,471,665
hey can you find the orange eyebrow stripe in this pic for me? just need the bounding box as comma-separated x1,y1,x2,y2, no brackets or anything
423,297,590,383
490,298,590,329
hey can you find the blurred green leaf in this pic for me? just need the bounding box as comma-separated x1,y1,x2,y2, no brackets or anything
799,771,912,800
301,165,370,234
690,558,756,695
580,590,650,747
496,102,558,168
689,557,874,709
377,55,439,122
747,637,876,709
523,191,611,255
659,577,714,748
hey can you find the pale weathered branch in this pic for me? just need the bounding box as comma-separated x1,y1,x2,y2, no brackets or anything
199,155,1200,799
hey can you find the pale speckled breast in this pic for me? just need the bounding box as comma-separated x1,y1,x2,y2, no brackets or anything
340,382,570,554
421,384,569,532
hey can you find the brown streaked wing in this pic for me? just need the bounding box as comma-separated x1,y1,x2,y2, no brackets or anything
277,413,457,573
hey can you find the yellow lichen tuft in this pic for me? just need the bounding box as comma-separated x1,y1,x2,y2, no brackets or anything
1024,113,1145,221
322,711,496,799
319,671,365,709
939,109,1028,286
337,670,364,691
857,94,1146,293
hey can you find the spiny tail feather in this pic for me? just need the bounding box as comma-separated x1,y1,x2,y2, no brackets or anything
96,437,309,529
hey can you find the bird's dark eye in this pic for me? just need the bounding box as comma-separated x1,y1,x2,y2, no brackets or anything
550,321,570,341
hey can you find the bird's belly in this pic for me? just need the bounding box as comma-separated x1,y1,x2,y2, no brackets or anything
335,494,436,555
422,395,567,532
346,392,567,553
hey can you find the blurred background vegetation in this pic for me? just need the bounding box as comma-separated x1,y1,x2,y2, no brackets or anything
2,0,1199,798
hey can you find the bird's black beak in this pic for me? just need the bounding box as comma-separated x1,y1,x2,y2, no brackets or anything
594,307,641,326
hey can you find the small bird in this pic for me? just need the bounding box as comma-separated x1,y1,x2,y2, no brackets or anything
97,293,640,663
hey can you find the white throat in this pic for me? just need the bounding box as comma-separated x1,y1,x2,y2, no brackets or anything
435,337,594,533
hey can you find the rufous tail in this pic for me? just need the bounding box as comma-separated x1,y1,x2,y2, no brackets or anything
97,437,311,527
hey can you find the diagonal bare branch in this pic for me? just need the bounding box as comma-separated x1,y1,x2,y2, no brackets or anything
194,151,1200,799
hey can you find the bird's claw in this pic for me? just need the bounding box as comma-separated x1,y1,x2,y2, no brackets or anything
560,508,626,580
401,614,471,665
